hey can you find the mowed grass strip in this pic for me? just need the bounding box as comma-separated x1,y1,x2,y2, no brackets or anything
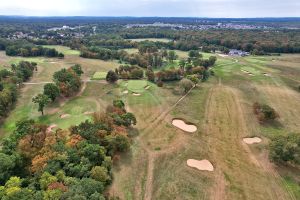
42,45,80,56
92,72,107,80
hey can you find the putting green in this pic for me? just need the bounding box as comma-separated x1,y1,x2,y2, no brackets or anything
126,80,148,93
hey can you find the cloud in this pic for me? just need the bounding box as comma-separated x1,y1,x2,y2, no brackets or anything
0,0,299,17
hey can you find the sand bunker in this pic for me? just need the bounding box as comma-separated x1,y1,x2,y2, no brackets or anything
187,159,214,171
145,85,151,90
263,73,270,77
243,137,262,144
123,90,129,94
60,114,70,119
218,54,228,57
132,92,141,96
47,124,57,133
172,119,197,133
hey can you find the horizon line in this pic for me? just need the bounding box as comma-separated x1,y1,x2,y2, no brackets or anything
1,15,300,19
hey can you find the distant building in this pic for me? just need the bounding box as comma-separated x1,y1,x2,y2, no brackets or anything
229,49,250,57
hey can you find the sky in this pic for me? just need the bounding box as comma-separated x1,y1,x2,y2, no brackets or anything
0,0,299,18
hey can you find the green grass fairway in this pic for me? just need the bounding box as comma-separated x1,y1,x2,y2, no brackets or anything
92,71,107,80
126,80,148,93
42,45,80,56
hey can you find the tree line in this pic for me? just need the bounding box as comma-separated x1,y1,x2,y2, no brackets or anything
0,61,37,121
0,39,64,58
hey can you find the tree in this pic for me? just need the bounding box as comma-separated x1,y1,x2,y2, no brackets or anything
113,100,125,110
40,172,58,190
121,112,137,126
32,94,50,115
146,70,155,82
253,102,279,122
0,153,16,184
44,83,60,102
106,70,118,83
188,50,201,58
70,64,83,77
167,51,177,63
208,56,217,66
179,78,194,93
91,166,110,183
186,75,199,85
202,70,210,82
179,59,186,70
129,68,143,79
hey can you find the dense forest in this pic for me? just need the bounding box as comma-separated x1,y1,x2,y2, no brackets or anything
0,100,136,199
0,17,299,56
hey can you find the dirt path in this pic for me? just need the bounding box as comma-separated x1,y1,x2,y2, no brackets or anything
205,84,293,200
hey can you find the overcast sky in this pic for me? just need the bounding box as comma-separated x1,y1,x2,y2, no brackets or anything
0,0,299,18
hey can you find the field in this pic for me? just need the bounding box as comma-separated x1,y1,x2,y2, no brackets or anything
1,45,300,199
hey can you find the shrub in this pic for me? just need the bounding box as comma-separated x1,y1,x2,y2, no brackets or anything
106,70,118,83
179,78,194,93
253,102,279,123
269,133,300,164
157,81,163,87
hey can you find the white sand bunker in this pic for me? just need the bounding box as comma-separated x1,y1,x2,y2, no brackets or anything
187,159,214,172
145,85,151,90
60,114,70,119
263,73,270,77
218,54,228,57
123,90,129,94
47,124,57,133
132,92,141,96
243,137,262,144
172,119,197,133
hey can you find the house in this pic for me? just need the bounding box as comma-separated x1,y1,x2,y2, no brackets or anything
229,49,250,57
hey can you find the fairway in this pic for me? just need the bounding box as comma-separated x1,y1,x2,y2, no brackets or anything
91,71,107,80
42,45,80,56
